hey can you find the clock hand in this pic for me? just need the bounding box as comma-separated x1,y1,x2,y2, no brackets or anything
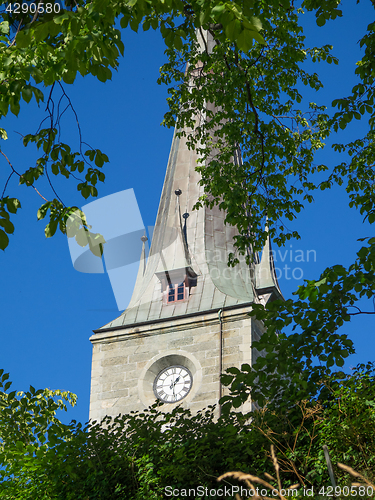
169,375,181,390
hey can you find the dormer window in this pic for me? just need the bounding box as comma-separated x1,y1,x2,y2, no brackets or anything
156,267,197,305
167,283,185,303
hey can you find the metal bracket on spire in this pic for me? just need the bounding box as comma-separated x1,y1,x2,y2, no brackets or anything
182,212,189,249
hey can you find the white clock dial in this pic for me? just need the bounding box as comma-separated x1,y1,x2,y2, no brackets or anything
153,365,192,403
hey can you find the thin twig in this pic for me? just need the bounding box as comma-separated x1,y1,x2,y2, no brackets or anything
0,150,48,201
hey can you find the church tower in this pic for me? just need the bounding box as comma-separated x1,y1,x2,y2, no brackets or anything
89,36,281,422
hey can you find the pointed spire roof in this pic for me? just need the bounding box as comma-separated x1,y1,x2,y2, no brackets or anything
96,31,282,331
155,189,194,275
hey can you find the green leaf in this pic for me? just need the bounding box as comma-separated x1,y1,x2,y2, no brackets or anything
62,70,77,85
143,19,151,31
53,12,70,25
22,86,33,104
45,220,58,238
16,441,25,451
85,150,96,161
336,356,344,367
0,128,7,140
120,15,130,29
225,19,241,42
236,29,253,52
173,35,183,51
199,9,211,25
0,229,9,250
6,198,21,214
0,21,9,35
94,152,104,168
150,17,158,30
0,218,14,234
34,22,50,43
129,16,139,33
88,232,106,257
10,99,20,117
251,30,266,45
37,203,51,220
212,4,226,17
16,30,32,48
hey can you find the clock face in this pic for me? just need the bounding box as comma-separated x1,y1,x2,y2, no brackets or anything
153,365,192,403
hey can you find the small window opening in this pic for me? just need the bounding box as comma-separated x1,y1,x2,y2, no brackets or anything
168,286,175,303
167,283,185,303
177,283,184,301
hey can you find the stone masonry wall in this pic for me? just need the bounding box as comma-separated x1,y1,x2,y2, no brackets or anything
89,305,263,422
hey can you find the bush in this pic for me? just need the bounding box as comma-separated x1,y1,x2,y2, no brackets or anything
1,364,374,499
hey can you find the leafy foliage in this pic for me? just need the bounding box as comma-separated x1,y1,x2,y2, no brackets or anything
0,370,76,499
1,366,374,498
0,0,266,251
1,3,375,497
159,5,334,257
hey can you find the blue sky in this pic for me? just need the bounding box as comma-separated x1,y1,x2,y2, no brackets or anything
1,2,374,425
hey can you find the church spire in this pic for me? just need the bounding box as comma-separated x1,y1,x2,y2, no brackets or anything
99,31,280,330
89,30,283,422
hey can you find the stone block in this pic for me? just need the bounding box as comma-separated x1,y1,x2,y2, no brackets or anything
101,356,127,367
129,352,158,363
223,336,243,347
192,331,216,344
223,346,240,356
137,360,148,370
100,389,129,400
102,383,113,393
124,378,138,389
205,349,220,359
125,370,138,381
224,320,244,330
203,366,218,376
90,369,102,380
200,357,218,368
91,360,101,371
119,362,137,373
187,340,218,352
192,391,217,403
200,381,220,394
89,400,102,412
167,337,194,349
111,381,128,391
100,342,124,352
100,364,129,376
109,373,126,383
223,328,241,338
89,392,99,403
223,353,242,366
